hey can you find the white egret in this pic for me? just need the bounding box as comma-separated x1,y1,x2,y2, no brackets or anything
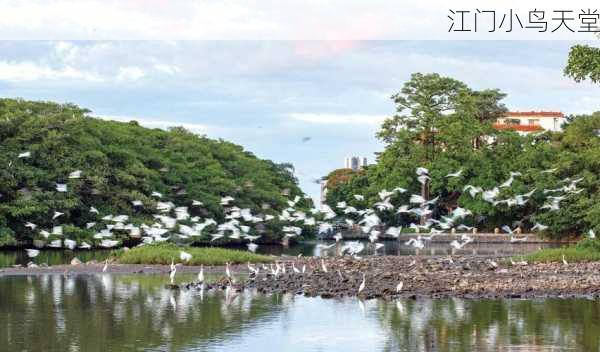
446,169,463,178
321,259,328,273
198,265,205,283
68,170,82,179
26,249,40,258
180,251,192,262
358,273,366,294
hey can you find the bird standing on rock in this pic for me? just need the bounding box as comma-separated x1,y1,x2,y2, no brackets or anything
169,260,177,285
198,265,204,283
358,273,366,294
321,259,328,273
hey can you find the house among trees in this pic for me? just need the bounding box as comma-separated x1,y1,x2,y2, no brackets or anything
493,111,566,134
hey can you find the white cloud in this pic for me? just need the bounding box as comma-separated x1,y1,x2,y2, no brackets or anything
116,66,146,81
153,63,181,75
289,113,387,125
98,114,209,134
0,60,102,82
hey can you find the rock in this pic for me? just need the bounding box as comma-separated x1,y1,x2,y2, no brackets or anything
70,258,82,266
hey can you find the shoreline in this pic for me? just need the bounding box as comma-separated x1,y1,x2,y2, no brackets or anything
0,233,577,251
3,255,600,299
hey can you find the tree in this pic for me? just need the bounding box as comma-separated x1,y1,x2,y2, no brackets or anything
326,73,600,239
0,98,311,246
564,45,600,83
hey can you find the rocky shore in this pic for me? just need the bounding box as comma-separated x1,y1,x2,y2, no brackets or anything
241,256,600,299
3,255,600,299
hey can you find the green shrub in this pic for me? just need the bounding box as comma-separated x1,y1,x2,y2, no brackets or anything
116,243,274,265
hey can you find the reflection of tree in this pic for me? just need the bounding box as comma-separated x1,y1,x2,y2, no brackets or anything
0,250,111,267
374,298,600,351
0,275,289,352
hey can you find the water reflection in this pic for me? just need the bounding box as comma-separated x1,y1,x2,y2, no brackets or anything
1,275,600,351
0,249,112,268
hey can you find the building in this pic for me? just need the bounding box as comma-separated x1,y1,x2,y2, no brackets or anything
319,178,328,205
494,111,566,134
344,156,368,171
320,157,368,207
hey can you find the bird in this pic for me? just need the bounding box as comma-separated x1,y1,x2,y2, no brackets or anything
396,281,404,293
180,251,192,262
18,151,31,158
446,169,463,178
198,265,204,283
321,259,328,273
102,259,108,273
25,249,40,258
68,170,82,179
588,230,596,239
292,262,300,274
225,262,232,281
531,223,548,232
52,211,64,220
358,273,366,294
562,254,568,266
169,261,177,284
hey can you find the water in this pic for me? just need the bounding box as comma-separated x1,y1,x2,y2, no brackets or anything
1,274,599,351
0,249,113,268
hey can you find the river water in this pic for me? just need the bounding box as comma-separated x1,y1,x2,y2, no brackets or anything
1,273,598,351
1,241,582,351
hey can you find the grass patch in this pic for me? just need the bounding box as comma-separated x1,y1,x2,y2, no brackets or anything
116,244,275,266
524,246,600,263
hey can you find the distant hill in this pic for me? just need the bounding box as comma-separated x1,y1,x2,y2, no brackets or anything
0,98,310,247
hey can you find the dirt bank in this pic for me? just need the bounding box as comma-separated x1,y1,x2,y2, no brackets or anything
3,255,600,299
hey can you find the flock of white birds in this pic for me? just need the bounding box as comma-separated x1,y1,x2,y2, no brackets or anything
14,150,596,266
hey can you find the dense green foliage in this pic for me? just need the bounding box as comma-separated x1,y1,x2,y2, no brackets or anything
564,45,600,83
116,243,274,265
325,73,600,238
0,98,311,246
524,242,600,263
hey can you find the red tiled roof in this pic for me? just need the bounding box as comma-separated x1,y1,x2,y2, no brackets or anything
504,111,564,118
493,123,544,132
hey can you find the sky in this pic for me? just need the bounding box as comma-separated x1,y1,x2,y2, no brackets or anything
0,40,598,202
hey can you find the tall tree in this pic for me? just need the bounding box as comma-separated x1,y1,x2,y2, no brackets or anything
564,44,600,83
